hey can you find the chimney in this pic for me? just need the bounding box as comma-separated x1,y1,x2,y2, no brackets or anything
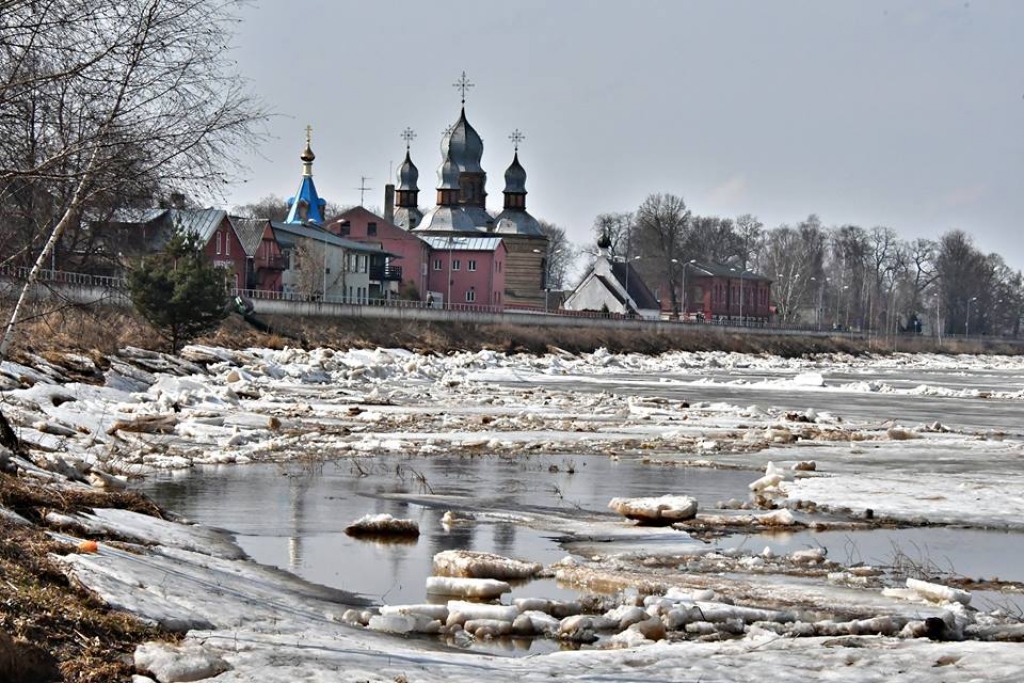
384,184,395,224
485,218,495,233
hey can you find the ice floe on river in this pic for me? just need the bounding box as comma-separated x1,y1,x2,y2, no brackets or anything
3,343,1024,680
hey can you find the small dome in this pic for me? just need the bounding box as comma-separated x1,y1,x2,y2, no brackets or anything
597,232,612,250
503,153,527,194
300,139,315,163
437,156,460,190
440,107,484,174
397,150,419,191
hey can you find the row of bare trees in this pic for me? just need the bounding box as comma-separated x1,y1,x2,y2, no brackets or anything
587,193,1022,337
0,0,266,356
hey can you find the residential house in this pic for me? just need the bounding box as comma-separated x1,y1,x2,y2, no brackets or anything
230,217,286,291
271,222,390,303
420,235,507,308
324,206,428,301
681,261,772,321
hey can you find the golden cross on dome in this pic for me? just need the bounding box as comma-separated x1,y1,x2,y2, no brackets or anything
305,124,312,145
453,71,474,105
401,127,416,150
509,129,525,152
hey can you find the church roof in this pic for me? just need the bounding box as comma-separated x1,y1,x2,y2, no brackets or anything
440,107,484,174
503,152,527,194
492,210,544,237
285,130,326,225
397,150,419,191
609,260,661,311
413,206,485,233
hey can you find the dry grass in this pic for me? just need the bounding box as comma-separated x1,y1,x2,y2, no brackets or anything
0,473,176,682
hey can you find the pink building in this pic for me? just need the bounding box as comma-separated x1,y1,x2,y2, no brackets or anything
420,235,507,308
324,207,429,300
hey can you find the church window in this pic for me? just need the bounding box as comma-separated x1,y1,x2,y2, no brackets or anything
225,232,230,256
215,233,222,254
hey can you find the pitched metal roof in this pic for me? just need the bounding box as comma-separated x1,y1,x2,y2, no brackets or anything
109,207,167,224
420,235,504,252
688,260,771,281
167,208,227,244
270,222,389,254
609,260,661,311
230,217,269,257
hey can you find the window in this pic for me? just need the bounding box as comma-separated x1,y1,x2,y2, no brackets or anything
339,221,351,236
433,259,442,271
367,222,377,236
468,259,477,271
224,232,230,256
215,233,222,254
452,259,461,271
465,289,476,302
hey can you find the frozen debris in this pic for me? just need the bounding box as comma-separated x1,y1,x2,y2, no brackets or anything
88,469,127,491
512,598,581,618
344,513,420,538
749,461,784,492
134,641,230,682
425,577,510,599
791,547,827,565
463,618,513,638
683,509,797,528
887,426,919,441
906,578,972,606
432,550,542,580
792,460,817,472
379,604,449,622
340,609,372,626
511,610,561,636
558,615,600,643
793,372,825,387
608,495,698,524
368,614,441,635
444,601,519,626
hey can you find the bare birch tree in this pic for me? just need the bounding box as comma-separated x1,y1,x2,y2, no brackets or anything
0,0,266,357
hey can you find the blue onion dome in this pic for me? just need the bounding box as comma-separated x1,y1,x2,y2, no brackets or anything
503,152,527,193
440,107,484,173
397,150,419,191
437,156,460,190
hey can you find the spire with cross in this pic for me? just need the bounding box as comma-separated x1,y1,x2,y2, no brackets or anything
453,71,474,105
509,129,525,152
401,127,416,151
305,124,312,146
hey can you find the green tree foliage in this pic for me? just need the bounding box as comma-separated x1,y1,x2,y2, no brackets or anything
128,232,228,352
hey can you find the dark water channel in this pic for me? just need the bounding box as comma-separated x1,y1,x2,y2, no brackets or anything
135,453,755,606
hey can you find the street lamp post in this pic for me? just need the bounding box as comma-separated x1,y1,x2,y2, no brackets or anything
446,236,466,310
671,258,696,320
966,296,978,336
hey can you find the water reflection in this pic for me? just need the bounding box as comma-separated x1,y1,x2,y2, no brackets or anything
134,454,755,605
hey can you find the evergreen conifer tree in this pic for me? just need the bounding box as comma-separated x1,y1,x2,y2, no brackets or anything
128,232,228,352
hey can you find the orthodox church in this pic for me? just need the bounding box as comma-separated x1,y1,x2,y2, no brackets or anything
392,75,550,307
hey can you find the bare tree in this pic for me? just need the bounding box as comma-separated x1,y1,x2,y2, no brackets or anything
537,219,577,289
634,193,691,315
590,212,635,260
0,0,266,358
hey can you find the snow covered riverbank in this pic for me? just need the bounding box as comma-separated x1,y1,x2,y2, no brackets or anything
2,344,1024,681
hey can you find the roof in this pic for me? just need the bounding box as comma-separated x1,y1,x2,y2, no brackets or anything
493,208,544,237
285,175,326,224
414,206,486,234
167,208,227,244
270,222,389,254
230,217,269,257
440,107,484,174
109,207,167,224
420,235,504,252
610,260,661,311
688,260,771,281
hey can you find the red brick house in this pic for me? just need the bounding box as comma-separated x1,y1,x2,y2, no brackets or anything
230,217,286,291
677,261,772,321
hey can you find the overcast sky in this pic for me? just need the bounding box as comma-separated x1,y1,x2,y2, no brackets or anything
224,0,1023,269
